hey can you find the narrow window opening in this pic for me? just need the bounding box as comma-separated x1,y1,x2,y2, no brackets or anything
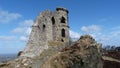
43,24,46,29
61,39,64,42
61,29,65,37
61,16,65,23
51,17,55,25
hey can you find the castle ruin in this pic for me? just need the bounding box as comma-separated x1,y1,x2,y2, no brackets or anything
33,7,69,43
21,7,70,58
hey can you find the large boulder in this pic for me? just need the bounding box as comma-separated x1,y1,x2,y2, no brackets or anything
41,35,103,68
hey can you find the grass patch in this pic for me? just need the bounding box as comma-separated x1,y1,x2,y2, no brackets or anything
48,41,64,46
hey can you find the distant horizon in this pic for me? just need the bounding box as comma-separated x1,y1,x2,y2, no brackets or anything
0,53,18,54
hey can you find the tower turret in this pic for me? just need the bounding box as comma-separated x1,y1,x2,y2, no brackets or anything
52,7,69,44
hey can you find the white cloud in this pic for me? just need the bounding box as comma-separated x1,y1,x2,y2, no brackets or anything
12,27,32,42
12,19,33,42
80,25,117,46
85,25,120,46
12,27,26,34
88,32,101,39
99,36,112,41
20,36,28,42
81,25,101,32
12,20,33,35
69,30,80,41
111,31,120,37
26,27,32,36
19,20,33,27
12,27,32,35
0,36,16,41
0,9,22,23
110,26,120,37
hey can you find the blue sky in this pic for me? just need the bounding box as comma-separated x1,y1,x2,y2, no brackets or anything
0,0,120,54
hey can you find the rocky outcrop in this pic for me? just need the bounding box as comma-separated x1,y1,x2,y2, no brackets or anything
41,35,103,68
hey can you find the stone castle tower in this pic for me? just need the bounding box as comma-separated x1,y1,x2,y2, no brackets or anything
33,7,69,43
21,7,69,57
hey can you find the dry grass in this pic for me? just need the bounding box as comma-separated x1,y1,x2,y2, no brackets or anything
102,56,120,63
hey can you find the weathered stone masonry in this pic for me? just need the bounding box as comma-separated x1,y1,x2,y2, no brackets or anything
21,7,70,58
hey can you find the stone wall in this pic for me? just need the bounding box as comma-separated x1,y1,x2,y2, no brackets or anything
20,7,70,58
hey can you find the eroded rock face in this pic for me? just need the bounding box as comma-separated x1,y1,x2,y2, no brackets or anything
41,35,103,68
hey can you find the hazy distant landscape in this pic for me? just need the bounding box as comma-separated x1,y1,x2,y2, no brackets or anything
0,54,17,63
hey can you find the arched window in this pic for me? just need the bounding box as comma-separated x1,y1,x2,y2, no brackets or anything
61,16,65,23
61,29,65,37
51,17,55,25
